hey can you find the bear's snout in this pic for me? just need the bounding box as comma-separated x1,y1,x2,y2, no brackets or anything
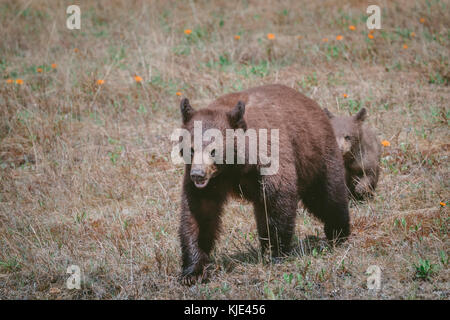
190,168,209,188
191,168,206,179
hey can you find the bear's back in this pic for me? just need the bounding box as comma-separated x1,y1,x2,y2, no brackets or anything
208,84,327,132
207,84,338,176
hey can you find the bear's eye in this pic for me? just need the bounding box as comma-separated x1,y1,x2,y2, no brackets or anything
345,136,351,141
210,149,216,158
180,147,194,158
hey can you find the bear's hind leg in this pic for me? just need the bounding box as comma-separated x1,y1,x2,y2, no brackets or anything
302,180,350,244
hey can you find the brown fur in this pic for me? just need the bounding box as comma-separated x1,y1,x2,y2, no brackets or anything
178,84,350,284
324,108,381,199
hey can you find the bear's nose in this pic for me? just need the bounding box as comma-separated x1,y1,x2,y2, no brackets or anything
190,168,206,180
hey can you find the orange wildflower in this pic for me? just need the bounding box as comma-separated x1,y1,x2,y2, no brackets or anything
336,35,343,41
6,79,13,84
97,79,105,85
368,33,374,39
267,33,275,40
134,75,143,83
403,44,408,49
176,92,182,96
342,93,348,98
440,202,446,207
234,35,241,40
410,32,416,37
184,29,192,35
419,18,425,23
348,25,356,31
51,63,57,69
381,140,390,147
15,79,23,85
37,68,43,73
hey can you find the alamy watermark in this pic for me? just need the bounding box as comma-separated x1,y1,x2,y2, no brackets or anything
367,5,381,30
66,5,81,30
66,5,381,31
170,121,280,176
66,264,81,289
366,265,382,290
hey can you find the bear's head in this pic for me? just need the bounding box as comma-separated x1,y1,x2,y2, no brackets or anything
324,108,367,160
179,98,247,189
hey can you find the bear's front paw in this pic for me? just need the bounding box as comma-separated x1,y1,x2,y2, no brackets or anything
180,271,209,286
180,265,209,286
354,180,374,198
180,274,201,286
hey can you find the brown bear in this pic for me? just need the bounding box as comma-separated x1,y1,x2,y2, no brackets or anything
176,84,350,284
323,108,381,199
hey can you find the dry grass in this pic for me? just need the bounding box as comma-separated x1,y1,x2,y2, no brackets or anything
0,0,448,299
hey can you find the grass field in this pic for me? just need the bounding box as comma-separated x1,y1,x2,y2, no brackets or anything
0,0,448,299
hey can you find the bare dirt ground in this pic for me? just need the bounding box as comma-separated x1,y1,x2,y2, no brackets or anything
0,0,448,299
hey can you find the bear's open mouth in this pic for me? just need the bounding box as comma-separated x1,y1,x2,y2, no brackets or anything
192,177,209,189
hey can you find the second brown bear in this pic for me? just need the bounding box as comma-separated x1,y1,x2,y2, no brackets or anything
324,108,381,199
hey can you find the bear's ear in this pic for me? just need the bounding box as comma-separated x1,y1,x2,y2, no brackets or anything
354,108,367,122
227,101,246,129
323,108,334,119
180,98,195,124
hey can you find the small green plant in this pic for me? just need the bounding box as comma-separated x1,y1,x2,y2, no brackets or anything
75,210,87,224
325,45,340,60
283,272,294,285
401,217,407,228
173,45,191,56
221,282,230,294
238,60,270,78
108,145,124,165
318,268,326,281
439,251,448,266
296,274,304,288
264,283,276,300
395,27,412,39
219,54,231,68
345,99,364,114
155,227,168,240
123,219,129,231
414,259,436,280
0,257,21,272
304,72,318,88
381,103,390,111
429,72,447,85
137,104,147,114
